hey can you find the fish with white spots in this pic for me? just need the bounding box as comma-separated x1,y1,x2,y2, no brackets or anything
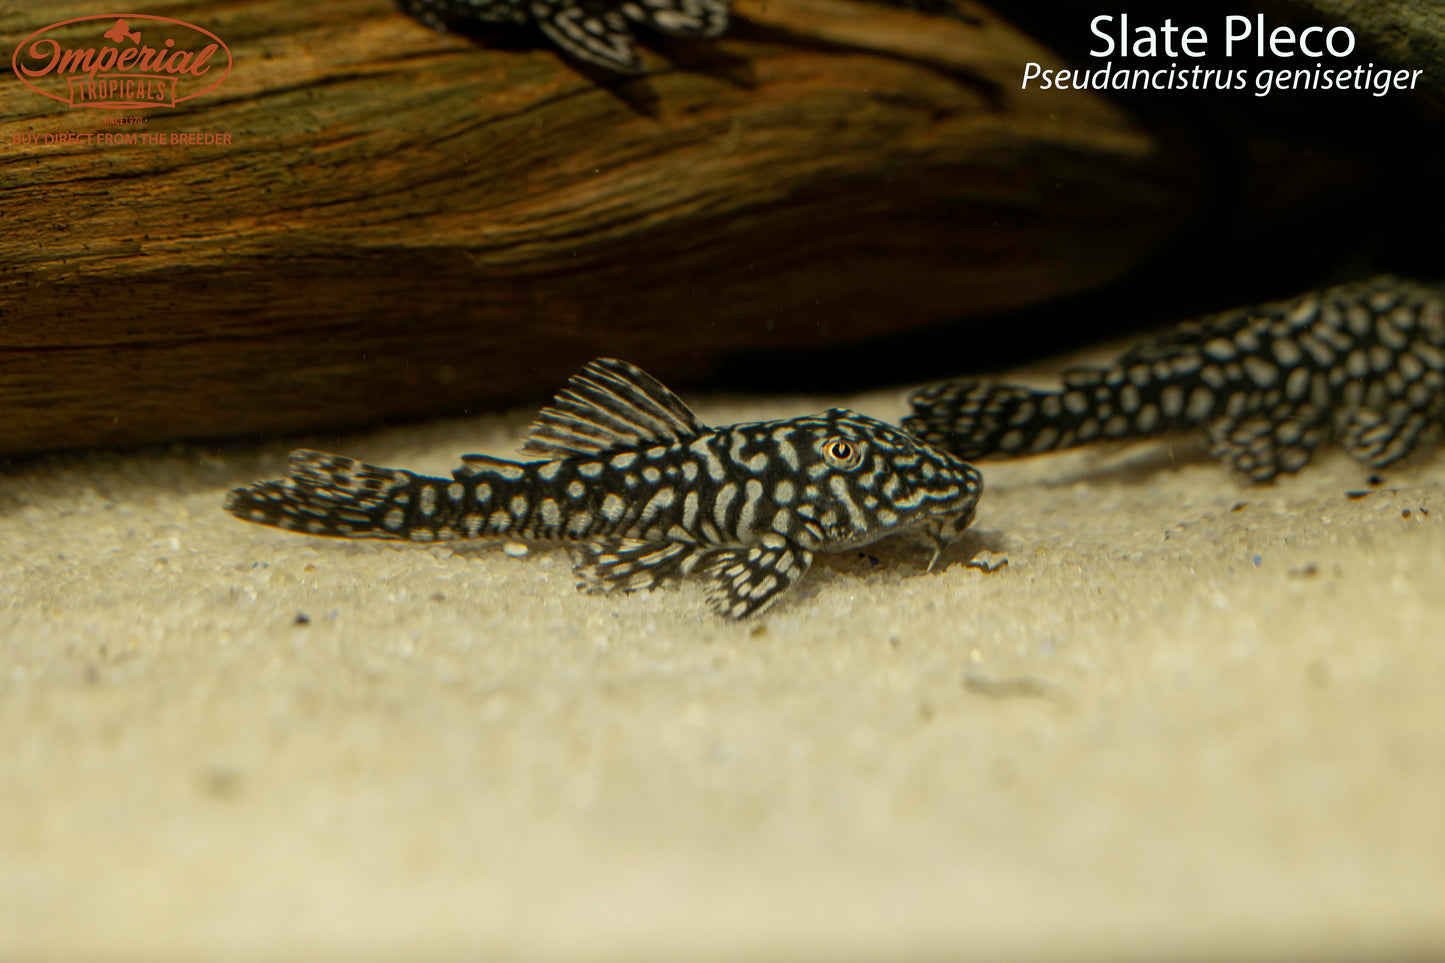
392,0,972,73
905,277,1445,482
226,358,983,618
394,0,728,72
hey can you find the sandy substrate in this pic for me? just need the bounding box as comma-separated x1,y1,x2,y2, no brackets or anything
2,374,1443,961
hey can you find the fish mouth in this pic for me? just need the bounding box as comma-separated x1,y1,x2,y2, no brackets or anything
825,491,979,552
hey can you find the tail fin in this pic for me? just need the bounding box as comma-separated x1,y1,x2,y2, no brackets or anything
225,449,426,540
905,380,1067,459
906,363,1194,460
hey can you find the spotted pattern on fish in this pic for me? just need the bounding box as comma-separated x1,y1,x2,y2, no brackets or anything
394,0,728,72
226,358,982,619
905,277,1445,482
393,0,977,72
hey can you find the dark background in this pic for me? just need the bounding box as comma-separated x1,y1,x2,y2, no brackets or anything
720,0,1445,391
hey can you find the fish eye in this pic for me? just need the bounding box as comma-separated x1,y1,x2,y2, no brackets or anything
823,438,863,469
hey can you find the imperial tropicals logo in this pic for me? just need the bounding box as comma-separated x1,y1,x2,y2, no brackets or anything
12,14,232,109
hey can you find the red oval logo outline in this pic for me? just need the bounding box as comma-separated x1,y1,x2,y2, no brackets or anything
11,14,233,110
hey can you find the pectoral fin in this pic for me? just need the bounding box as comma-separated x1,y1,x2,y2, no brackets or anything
702,535,814,620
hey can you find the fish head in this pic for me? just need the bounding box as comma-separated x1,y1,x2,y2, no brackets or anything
782,409,983,553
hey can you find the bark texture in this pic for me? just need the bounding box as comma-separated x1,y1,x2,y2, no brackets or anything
0,0,1200,454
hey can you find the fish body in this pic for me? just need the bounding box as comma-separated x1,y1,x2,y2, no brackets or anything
905,276,1445,482
394,0,728,72
227,358,982,618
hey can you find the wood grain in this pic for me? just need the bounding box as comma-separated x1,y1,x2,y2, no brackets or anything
0,0,1200,453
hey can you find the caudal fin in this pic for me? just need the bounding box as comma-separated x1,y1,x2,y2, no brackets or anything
224,449,421,539
904,381,1068,459
906,361,1204,460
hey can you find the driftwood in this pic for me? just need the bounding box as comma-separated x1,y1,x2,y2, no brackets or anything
1276,0,1445,111
0,0,1199,454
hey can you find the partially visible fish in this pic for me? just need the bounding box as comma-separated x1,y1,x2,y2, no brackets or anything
905,277,1445,482
227,358,983,619
393,0,974,73
394,0,728,72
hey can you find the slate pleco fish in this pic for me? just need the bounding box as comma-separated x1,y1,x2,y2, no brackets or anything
226,358,983,619
905,277,1445,482
394,0,728,72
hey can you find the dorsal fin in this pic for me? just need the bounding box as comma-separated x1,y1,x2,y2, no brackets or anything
519,358,706,458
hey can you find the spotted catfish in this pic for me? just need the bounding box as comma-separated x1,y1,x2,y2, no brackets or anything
393,0,969,73
226,358,982,619
906,277,1445,482
394,0,728,72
